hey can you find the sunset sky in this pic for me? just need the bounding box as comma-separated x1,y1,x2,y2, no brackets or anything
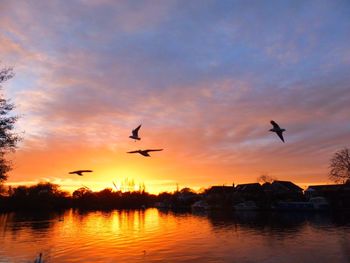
1,1,350,193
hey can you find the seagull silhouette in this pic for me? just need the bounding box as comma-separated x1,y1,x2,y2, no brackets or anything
69,170,93,176
127,149,163,157
269,120,286,142
129,124,141,141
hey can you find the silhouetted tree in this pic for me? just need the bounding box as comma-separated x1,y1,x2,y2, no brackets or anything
73,187,92,199
329,148,350,183
8,182,70,210
0,183,5,195
257,174,275,184
179,187,193,194
0,66,20,182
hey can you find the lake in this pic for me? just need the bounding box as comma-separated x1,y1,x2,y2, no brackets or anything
1,209,350,262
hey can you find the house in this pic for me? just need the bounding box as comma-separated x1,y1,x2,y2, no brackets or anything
305,183,350,209
235,183,262,193
271,181,302,193
269,180,304,201
305,184,343,199
234,183,264,203
205,185,235,208
206,185,235,195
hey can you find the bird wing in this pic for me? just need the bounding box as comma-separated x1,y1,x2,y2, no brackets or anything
70,170,92,174
132,125,142,136
127,150,140,154
276,131,285,142
270,120,280,129
146,149,163,152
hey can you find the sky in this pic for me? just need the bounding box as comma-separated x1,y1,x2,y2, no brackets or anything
1,0,350,193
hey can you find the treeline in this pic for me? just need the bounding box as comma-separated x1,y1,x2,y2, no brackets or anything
0,182,161,211
71,187,156,209
0,183,70,211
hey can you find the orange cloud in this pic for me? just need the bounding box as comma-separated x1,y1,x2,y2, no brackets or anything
2,0,349,194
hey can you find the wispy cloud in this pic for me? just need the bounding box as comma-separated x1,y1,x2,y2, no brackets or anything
1,0,350,192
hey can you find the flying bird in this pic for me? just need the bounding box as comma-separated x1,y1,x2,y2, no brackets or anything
269,120,286,142
127,149,163,157
129,124,142,141
69,170,93,176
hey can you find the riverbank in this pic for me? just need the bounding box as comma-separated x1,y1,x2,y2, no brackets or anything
1,181,350,212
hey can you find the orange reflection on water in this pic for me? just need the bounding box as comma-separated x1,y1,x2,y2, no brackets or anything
1,209,350,262
0,209,213,262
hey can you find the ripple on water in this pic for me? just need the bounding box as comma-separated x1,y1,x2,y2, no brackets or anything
1,209,350,262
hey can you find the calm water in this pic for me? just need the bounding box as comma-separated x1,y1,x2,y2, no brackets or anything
1,209,350,263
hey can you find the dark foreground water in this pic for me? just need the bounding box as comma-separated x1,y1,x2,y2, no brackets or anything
1,209,350,263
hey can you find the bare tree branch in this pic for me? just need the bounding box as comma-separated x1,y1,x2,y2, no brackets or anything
329,148,350,183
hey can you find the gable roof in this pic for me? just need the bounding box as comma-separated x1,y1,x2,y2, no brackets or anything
306,184,344,192
207,186,235,194
235,183,262,192
272,181,303,192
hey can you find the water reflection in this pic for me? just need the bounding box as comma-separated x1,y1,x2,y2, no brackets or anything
0,209,350,262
